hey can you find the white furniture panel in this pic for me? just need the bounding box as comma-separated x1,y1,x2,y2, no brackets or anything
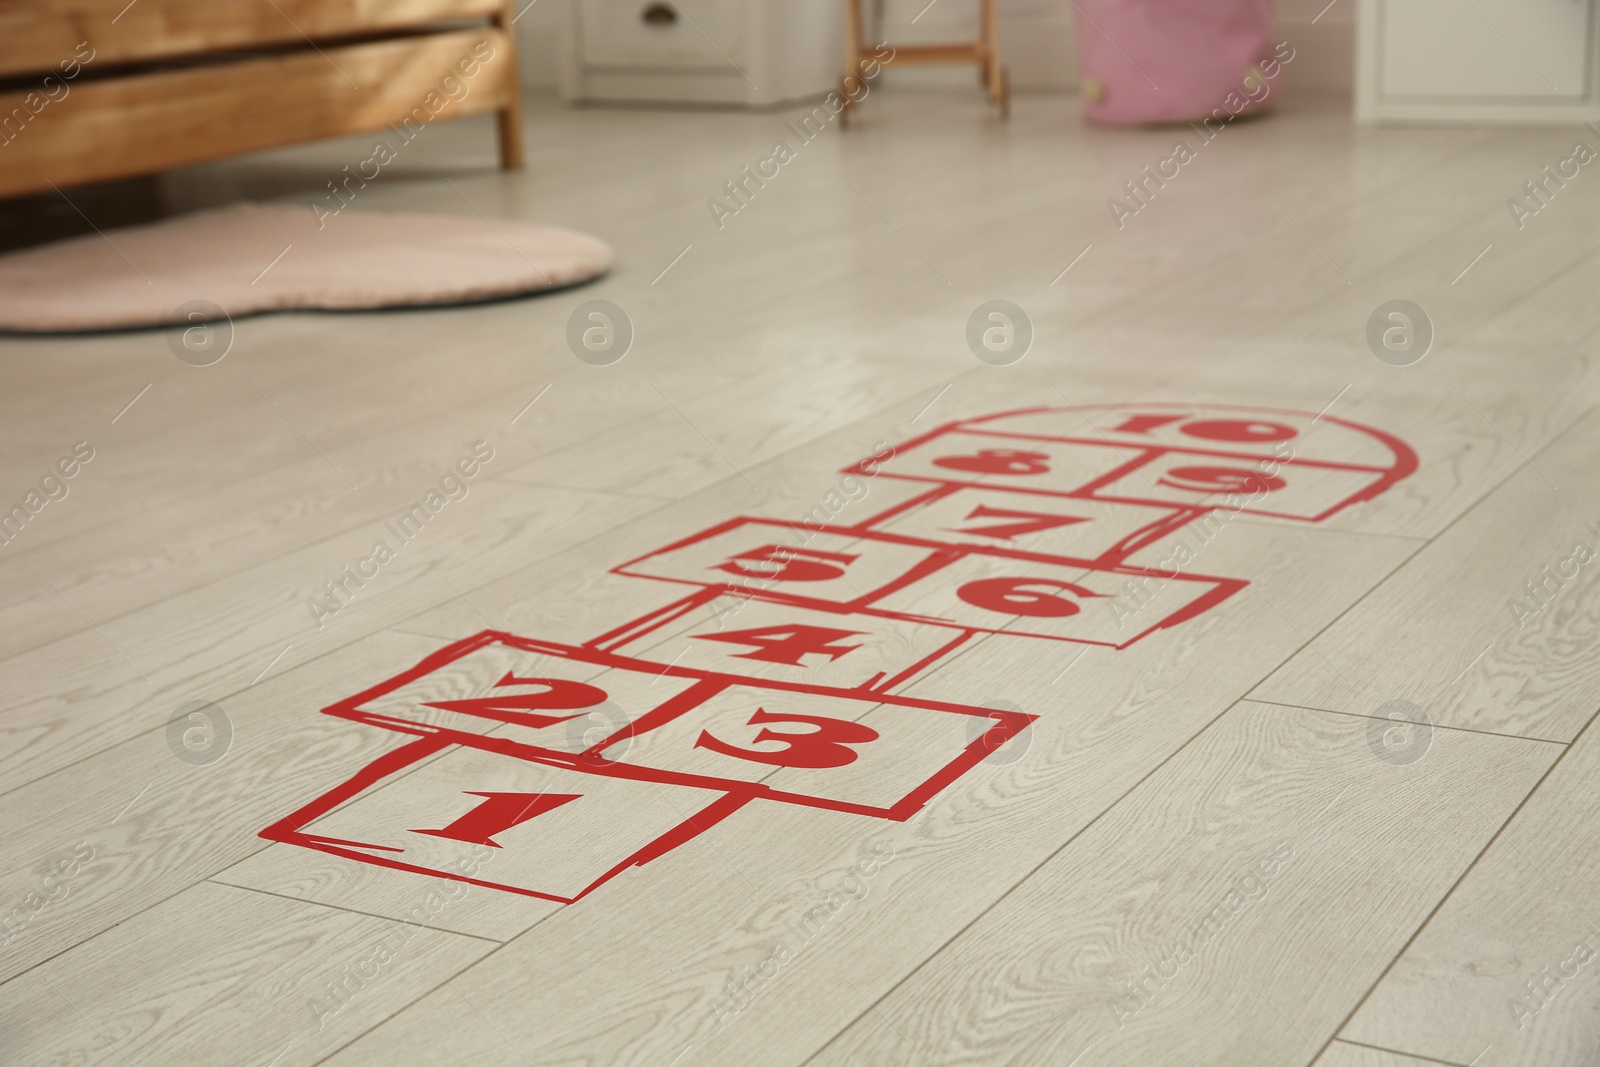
560,0,840,107
1359,0,1600,124
577,0,746,69
1380,0,1588,99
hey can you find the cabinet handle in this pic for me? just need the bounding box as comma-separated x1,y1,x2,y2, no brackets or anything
641,2,678,26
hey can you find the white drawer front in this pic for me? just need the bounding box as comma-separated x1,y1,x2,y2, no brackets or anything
1378,0,1591,100
578,0,746,71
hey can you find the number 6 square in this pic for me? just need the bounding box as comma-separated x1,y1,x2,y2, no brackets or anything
864,549,1245,648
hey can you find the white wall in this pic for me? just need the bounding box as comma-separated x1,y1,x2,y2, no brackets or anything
1278,0,1357,93
517,0,1354,96
514,0,565,92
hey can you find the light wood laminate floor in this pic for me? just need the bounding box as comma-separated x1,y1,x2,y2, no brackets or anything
4,87,1600,1067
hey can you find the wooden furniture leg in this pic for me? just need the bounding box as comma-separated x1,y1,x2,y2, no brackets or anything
982,0,1010,120
840,0,864,126
492,0,527,170
842,0,1006,122
982,0,1000,103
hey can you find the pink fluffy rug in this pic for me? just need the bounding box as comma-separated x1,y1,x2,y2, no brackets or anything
0,203,613,332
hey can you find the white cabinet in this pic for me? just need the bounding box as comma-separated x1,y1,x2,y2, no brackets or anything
1358,0,1599,123
558,0,841,107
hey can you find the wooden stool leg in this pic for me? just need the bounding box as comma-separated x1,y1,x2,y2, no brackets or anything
843,0,865,74
492,1,526,169
981,0,1002,106
841,0,864,125
838,0,864,126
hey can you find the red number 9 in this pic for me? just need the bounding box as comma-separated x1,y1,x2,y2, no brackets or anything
1157,465,1286,495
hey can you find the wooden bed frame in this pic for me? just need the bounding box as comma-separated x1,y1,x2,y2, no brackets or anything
0,0,524,200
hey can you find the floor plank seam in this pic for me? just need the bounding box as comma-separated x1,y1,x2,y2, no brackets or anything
0,354,777,657
795,482,1526,1066
1242,398,1600,710
1457,240,1600,349
796,690,1258,1067
1305,698,1600,1066
1247,698,1571,746
0,373,549,571
307,934,527,1067
1333,1036,1472,1067
203,879,507,945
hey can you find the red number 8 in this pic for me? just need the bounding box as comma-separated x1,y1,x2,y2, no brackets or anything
933,449,1051,476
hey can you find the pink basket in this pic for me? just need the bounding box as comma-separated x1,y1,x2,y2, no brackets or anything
1074,0,1284,126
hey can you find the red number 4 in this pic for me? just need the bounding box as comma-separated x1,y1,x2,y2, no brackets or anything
694,624,865,665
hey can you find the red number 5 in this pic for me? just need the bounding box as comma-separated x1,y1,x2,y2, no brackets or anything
696,707,880,768
713,544,858,582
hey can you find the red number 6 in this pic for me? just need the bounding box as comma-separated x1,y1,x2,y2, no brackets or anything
955,577,1098,617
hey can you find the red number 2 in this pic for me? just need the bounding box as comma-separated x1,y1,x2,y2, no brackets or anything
423,673,608,729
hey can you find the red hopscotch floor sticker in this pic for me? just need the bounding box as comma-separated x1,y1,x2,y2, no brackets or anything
261,404,1418,902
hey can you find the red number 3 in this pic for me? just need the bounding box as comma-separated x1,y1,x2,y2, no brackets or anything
696,707,880,768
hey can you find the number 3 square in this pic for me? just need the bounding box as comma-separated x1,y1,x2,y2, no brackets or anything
579,682,1035,820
